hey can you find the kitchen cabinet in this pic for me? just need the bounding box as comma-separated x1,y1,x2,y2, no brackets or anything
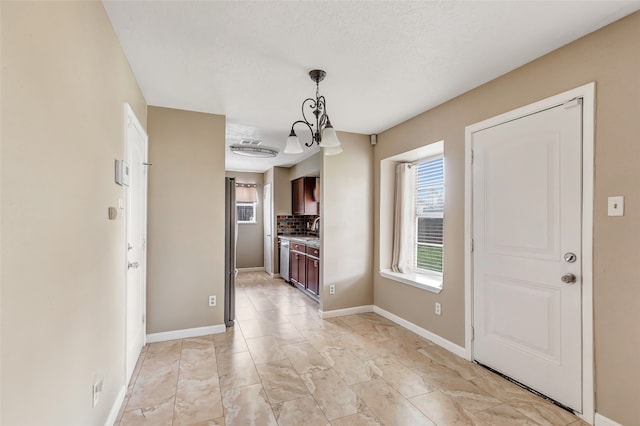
306,255,319,295
288,240,320,298
292,177,319,215
290,246,306,290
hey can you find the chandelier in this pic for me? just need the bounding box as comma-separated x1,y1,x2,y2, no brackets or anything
284,70,342,156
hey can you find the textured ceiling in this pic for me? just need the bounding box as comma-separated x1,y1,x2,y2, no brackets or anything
103,1,640,172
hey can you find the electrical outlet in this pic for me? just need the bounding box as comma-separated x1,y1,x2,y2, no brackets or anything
208,295,216,307
329,285,335,295
608,196,624,216
92,379,103,408
435,302,442,316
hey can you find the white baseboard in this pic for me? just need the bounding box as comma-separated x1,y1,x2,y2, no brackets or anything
104,385,125,426
146,324,226,343
237,267,265,272
595,413,623,426
321,305,374,319
373,306,467,358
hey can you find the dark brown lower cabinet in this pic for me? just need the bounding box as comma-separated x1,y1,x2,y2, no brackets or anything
306,256,319,295
290,250,306,289
289,243,320,298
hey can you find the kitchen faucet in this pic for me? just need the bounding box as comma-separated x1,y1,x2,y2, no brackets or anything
312,217,321,231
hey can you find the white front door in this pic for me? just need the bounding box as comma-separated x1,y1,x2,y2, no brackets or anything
472,102,582,411
125,105,148,384
264,183,273,275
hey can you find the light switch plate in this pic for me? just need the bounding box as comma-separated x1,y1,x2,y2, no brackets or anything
608,196,624,217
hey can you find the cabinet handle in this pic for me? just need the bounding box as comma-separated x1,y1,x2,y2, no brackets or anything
314,260,318,267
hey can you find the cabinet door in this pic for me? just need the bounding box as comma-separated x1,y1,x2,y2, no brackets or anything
303,177,319,215
290,251,300,284
292,178,305,215
306,256,319,295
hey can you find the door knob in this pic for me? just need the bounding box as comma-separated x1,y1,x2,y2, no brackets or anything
561,273,576,284
128,261,140,269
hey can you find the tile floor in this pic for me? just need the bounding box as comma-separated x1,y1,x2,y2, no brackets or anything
116,272,587,425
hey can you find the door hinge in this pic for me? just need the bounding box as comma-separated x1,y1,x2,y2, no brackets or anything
471,239,474,252
142,314,145,324
563,97,582,109
471,150,474,164
471,326,475,341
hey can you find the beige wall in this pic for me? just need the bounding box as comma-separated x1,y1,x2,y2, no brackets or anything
290,152,321,180
1,1,146,424
147,107,225,333
273,166,292,216
373,12,640,425
321,133,374,311
270,166,292,274
225,171,264,269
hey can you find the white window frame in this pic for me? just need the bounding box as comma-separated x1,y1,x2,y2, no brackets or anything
411,154,444,277
236,201,257,224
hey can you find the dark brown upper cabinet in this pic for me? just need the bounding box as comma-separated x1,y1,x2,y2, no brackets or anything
292,177,319,215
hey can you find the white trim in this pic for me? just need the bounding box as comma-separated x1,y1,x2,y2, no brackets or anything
237,267,265,273
464,82,595,423
123,103,148,389
146,324,226,343
464,124,473,362
321,305,373,319
594,413,624,426
379,270,442,293
104,385,125,426
373,306,466,358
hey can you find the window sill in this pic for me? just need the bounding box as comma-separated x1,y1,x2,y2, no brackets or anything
379,269,443,294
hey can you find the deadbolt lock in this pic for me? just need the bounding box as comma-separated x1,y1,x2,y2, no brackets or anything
564,252,577,263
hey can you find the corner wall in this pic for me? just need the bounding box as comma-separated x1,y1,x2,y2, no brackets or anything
321,132,374,312
268,166,294,274
1,1,146,424
146,107,225,333
373,11,640,425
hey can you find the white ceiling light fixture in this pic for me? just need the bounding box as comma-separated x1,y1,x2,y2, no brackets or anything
230,140,279,158
324,145,343,156
284,69,341,156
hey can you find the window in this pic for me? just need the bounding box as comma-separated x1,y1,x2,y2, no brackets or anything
414,156,444,274
379,140,444,293
236,184,257,224
237,202,256,223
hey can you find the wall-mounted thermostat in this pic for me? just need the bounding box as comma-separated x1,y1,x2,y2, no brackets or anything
115,160,130,187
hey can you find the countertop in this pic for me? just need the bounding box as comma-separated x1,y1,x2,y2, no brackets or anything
278,235,320,248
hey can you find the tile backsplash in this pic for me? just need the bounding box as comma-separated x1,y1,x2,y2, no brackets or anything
277,215,319,237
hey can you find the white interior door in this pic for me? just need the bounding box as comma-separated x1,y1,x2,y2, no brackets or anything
472,102,582,411
264,183,273,275
125,105,148,384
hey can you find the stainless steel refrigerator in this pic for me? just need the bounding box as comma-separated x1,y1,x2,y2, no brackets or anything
224,177,236,327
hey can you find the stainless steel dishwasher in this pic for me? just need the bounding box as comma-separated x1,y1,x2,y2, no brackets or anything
280,239,290,282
